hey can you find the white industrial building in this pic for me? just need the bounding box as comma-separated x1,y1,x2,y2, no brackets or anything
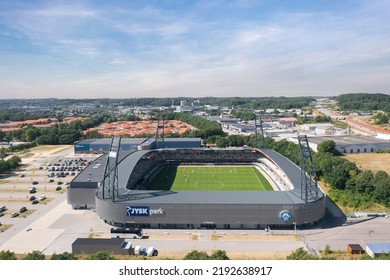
306,135,390,154
365,243,390,258
300,123,335,135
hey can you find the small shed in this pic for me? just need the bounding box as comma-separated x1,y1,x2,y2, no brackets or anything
347,244,364,254
72,238,132,255
365,243,390,258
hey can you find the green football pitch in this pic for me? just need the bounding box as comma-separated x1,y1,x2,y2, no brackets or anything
144,165,274,191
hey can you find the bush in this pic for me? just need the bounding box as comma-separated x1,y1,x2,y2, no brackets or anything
183,250,210,260
210,250,230,260
183,250,230,260
0,250,17,260
23,250,45,260
286,247,318,260
87,251,116,260
50,252,78,260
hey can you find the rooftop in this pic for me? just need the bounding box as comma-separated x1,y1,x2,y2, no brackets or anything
366,243,390,253
307,135,390,145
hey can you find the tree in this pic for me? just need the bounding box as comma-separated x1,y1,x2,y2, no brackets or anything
0,250,17,260
374,112,389,124
85,130,103,139
50,252,78,260
0,160,10,174
183,250,211,260
25,127,41,142
286,247,318,260
87,251,116,260
0,148,6,159
216,137,229,148
23,250,45,260
0,130,5,141
353,171,374,193
373,171,390,206
317,140,336,154
7,156,21,169
210,250,230,260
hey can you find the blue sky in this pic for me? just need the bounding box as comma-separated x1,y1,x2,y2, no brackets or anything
1,0,390,99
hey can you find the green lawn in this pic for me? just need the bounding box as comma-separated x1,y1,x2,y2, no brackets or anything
145,165,274,191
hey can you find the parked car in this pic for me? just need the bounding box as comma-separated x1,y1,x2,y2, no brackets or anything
11,212,19,218
29,196,36,201
55,186,62,191
49,179,54,183
0,212,4,217
32,181,39,185
19,207,27,213
39,195,46,201
57,181,63,185
31,200,39,205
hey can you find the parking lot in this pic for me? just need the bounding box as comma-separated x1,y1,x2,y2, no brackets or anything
0,146,100,249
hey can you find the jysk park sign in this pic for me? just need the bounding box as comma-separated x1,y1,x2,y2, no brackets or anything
126,206,164,217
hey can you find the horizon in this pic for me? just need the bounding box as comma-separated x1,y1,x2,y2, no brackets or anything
0,92,389,101
1,1,390,99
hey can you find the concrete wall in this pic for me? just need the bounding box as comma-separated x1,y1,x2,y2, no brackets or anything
67,188,97,209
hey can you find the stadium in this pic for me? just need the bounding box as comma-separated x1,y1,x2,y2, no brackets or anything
68,137,326,230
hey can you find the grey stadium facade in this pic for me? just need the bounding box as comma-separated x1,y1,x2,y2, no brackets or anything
68,138,326,230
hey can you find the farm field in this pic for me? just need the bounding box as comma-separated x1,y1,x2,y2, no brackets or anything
344,153,390,175
145,165,274,191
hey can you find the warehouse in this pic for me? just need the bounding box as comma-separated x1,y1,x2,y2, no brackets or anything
74,138,201,153
306,135,390,154
74,138,147,153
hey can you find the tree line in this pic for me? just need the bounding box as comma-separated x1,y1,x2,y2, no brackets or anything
0,249,230,260
336,93,390,112
1,96,315,110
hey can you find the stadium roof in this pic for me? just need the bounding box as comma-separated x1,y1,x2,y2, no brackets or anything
75,138,147,145
164,138,201,142
70,151,134,188
71,147,323,205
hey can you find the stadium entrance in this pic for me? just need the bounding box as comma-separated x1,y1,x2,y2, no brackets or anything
201,222,216,229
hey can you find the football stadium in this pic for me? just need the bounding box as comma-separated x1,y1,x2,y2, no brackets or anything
68,137,326,230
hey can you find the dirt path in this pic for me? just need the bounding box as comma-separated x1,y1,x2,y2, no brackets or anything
19,145,73,164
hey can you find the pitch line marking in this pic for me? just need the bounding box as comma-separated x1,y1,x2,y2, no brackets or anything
252,167,265,190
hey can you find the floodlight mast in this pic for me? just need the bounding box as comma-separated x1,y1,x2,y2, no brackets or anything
255,114,266,149
155,118,165,149
298,135,318,203
102,137,121,202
